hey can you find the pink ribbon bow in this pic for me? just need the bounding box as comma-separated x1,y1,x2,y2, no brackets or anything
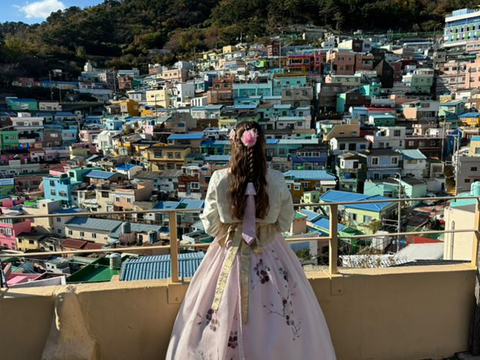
242,182,257,245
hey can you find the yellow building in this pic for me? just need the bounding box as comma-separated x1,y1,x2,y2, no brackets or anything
218,118,237,129
111,99,140,116
459,113,480,127
222,45,235,54
145,144,191,171
146,89,170,108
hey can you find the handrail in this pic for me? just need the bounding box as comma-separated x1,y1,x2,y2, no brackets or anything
0,196,478,282
0,195,476,220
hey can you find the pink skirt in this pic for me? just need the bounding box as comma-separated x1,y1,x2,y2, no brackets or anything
166,228,336,359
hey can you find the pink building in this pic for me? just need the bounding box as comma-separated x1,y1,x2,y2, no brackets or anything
0,214,31,250
327,51,355,75
465,56,480,90
355,54,374,72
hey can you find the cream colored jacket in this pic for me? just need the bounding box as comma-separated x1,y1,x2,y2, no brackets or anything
200,168,295,237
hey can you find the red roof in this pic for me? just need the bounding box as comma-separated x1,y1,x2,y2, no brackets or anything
411,236,442,244
84,242,104,250
62,238,88,249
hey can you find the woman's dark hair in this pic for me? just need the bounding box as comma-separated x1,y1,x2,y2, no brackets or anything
228,121,269,220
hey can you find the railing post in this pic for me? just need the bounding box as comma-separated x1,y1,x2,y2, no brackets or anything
329,204,338,275
471,198,480,268
169,210,179,282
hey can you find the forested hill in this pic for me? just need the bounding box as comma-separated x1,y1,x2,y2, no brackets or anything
0,0,478,82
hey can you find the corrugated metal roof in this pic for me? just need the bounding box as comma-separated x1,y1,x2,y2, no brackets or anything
85,170,117,179
283,170,336,180
320,190,393,212
168,132,204,141
459,112,480,118
396,149,427,160
120,252,205,281
66,217,123,232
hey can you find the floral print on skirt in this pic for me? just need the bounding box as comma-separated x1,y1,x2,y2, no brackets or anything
166,230,336,359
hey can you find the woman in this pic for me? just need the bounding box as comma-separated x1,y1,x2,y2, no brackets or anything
166,121,336,359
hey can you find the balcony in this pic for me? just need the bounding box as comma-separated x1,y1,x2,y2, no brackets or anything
1,197,480,359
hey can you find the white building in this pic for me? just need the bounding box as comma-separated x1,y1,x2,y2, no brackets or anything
396,149,427,179
365,126,406,150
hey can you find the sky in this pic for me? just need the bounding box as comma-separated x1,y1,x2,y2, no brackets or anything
0,0,103,24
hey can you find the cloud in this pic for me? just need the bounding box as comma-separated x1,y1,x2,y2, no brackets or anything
20,0,65,19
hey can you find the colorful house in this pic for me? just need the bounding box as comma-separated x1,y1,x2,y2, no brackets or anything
459,112,480,127
43,175,82,206
0,213,31,250
320,190,395,234
283,170,337,201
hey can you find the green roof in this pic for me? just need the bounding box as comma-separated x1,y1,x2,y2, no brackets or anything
67,257,121,283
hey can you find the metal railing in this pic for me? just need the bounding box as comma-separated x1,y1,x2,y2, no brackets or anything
0,196,478,282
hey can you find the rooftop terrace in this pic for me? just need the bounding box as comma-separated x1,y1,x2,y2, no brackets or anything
1,196,480,359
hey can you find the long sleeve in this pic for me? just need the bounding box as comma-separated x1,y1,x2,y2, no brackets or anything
200,171,222,237
276,176,295,232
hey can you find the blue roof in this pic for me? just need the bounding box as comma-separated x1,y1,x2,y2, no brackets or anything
472,136,480,142
234,105,258,110
320,190,393,212
10,98,36,102
266,139,279,144
153,201,181,210
85,170,118,179
0,178,14,186
201,140,229,146
396,149,427,160
311,217,346,232
283,170,336,180
459,112,480,118
55,112,76,116
116,164,139,170
66,217,122,232
297,209,323,222
205,155,231,162
53,207,83,214
120,252,205,281
442,100,464,106
179,199,205,209
168,132,204,141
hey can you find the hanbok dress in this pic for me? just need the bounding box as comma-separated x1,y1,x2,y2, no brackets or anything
166,168,336,359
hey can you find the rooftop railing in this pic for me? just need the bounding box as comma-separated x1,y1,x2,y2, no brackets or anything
0,195,479,283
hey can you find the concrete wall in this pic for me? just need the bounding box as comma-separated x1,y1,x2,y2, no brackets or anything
0,264,476,360
444,205,476,261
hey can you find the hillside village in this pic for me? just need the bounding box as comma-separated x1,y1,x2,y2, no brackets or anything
2,8,480,286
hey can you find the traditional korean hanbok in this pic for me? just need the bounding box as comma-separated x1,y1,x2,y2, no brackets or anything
166,168,336,359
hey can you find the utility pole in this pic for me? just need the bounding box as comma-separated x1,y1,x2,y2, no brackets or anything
396,173,402,252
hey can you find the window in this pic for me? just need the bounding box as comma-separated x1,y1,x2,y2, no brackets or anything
0,228,5,234
350,213,357,221
466,179,471,183
57,217,61,222
191,182,200,190
175,152,181,159
154,151,162,158
92,233,97,239
127,198,132,203
371,157,379,165
50,180,55,186
29,240,34,245
116,197,120,202
472,167,478,171
339,144,346,150
302,182,309,189
167,152,174,159
373,173,380,180
294,185,301,191
68,230,73,235
80,232,85,237
408,141,414,147
348,143,356,151
359,144,366,150
363,215,372,222
287,184,291,190
391,157,398,165
50,190,56,196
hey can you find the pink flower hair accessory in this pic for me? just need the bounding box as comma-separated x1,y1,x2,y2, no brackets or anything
241,128,258,147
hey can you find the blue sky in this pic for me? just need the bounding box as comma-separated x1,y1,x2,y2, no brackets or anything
0,0,103,24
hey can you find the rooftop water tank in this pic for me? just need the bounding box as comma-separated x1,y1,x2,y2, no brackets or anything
471,181,480,197
109,253,121,270
122,222,131,234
